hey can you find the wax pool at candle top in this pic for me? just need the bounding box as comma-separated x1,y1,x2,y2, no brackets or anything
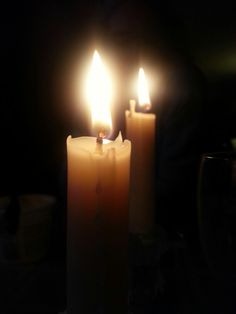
67,132,130,159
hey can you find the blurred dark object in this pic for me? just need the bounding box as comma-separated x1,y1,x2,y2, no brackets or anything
129,228,168,313
0,194,56,263
4,194,21,234
0,194,66,313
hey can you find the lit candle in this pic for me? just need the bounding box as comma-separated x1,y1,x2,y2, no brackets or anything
67,51,131,314
125,67,156,234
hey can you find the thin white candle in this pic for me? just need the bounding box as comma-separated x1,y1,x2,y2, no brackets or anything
125,67,156,234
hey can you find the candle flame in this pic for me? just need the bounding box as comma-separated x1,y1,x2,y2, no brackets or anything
138,68,151,110
86,50,112,137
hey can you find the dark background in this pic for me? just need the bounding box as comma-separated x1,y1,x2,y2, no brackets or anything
1,0,236,195
1,0,236,313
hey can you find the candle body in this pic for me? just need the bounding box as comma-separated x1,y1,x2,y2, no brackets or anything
67,136,131,314
125,110,156,234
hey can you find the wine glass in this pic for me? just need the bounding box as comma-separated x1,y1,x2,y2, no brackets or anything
198,152,236,284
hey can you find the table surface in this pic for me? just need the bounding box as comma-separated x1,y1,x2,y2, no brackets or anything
0,228,235,314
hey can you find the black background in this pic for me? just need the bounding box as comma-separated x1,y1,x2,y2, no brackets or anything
1,0,236,196
1,1,236,313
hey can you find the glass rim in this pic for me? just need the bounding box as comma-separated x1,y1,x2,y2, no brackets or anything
202,151,235,161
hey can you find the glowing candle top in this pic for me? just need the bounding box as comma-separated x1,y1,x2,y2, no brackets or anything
86,50,112,139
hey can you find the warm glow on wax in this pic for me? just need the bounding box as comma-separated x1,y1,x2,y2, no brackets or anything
86,50,112,135
138,68,151,110
126,67,156,233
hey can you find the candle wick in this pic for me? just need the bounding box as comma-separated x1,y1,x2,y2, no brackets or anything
95,130,106,154
129,99,136,117
96,130,106,144
96,137,103,145
143,103,151,111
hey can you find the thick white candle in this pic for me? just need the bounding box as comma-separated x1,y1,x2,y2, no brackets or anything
125,68,156,234
67,51,131,314
67,134,131,313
